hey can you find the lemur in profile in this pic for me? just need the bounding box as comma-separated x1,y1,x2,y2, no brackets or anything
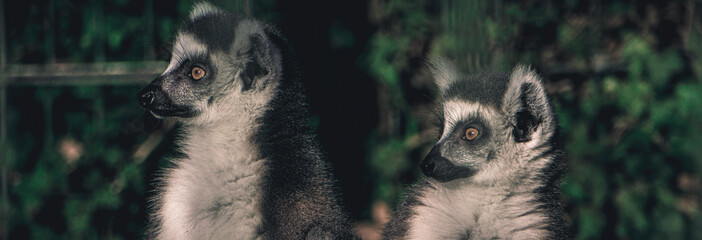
382,59,567,240
137,3,353,239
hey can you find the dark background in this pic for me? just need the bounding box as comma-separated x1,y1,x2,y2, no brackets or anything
2,0,702,239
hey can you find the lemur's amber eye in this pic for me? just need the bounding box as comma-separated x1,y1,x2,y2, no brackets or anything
191,67,205,80
465,127,479,141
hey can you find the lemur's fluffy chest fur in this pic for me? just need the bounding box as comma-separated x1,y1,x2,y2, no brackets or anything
159,131,263,239
408,181,548,239
158,114,268,239
152,73,275,238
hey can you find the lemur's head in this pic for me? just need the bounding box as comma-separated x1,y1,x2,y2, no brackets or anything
420,58,558,186
138,2,281,125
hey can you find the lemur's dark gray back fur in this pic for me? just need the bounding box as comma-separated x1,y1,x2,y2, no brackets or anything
138,3,353,239
254,24,354,239
382,59,567,240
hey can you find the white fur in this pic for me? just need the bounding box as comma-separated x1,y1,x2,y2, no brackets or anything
407,179,550,240
164,33,208,75
156,92,273,240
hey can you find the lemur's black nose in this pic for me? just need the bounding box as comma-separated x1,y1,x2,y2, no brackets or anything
420,160,437,176
138,88,156,107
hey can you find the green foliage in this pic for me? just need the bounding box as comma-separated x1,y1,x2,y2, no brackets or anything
363,0,437,204
5,86,150,239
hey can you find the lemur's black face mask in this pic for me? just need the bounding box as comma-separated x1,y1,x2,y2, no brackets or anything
138,74,199,118
420,145,475,182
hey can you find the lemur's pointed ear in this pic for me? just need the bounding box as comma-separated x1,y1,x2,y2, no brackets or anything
503,66,555,143
240,33,271,90
428,57,460,94
189,2,222,20
231,20,278,91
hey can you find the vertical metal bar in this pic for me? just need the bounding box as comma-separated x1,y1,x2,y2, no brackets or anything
245,0,251,16
93,0,105,62
0,0,6,141
442,0,449,32
144,0,155,60
42,93,54,150
0,0,8,237
45,0,56,62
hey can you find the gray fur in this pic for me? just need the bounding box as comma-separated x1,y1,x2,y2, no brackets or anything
138,3,353,239
383,59,567,240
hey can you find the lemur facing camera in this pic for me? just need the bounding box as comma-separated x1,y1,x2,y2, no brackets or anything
137,3,353,239
382,59,567,240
